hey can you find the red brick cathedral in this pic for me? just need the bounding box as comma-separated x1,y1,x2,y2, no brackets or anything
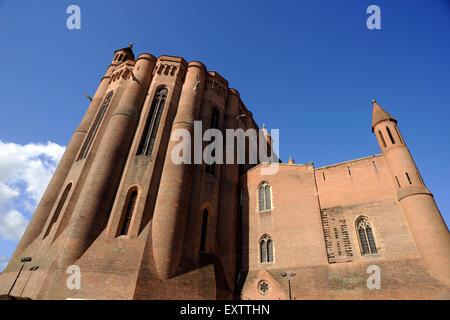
0,45,449,299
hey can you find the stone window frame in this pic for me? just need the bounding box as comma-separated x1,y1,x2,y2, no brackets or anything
136,86,169,157
355,216,379,256
77,91,115,161
258,280,270,295
117,185,140,238
257,181,273,213
199,203,214,254
259,234,275,264
43,182,73,239
205,107,221,177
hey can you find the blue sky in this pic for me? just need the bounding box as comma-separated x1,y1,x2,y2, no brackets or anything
0,0,449,270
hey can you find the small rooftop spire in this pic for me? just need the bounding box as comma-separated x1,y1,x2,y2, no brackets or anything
129,42,134,49
288,156,295,164
372,99,397,131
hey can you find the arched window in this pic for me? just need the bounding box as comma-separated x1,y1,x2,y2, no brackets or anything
259,234,274,263
258,182,272,211
378,130,387,148
170,66,177,76
357,218,378,255
267,238,273,262
119,189,138,236
210,107,220,130
200,209,208,252
386,126,396,144
205,108,220,176
260,239,266,263
137,87,168,156
164,65,170,75
78,91,114,160
44,183,72,238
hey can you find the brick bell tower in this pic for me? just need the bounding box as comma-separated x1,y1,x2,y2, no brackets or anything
0,44,259,299
372,100,450,286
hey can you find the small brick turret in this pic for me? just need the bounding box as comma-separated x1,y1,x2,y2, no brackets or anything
112,43,135,65
372,100,450,285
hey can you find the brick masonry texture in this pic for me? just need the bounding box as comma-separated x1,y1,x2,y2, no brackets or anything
0,48,448,300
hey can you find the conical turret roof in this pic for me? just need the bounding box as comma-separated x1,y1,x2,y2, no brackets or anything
372,100,397,131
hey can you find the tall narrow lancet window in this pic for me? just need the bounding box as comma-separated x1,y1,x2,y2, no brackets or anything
260,239,267,263
119,190,138,236
137,87,168,156
267,239,274,262
200,209,209,252
386,126,396,144
78,91,114,160
205,108,220,176
44,183,72,238
394,125,403,144
378,130,387,148
357,218,378,255
264,185,271,210
258,182,272,211
259,234,274,263
406,172,412,184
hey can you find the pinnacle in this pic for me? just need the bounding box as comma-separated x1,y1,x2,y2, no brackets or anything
372,99,397,131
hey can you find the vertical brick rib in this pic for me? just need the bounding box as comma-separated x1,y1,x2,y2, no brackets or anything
216,89,240,290
152,61,206,279
8,66,112,263
56,55,156,268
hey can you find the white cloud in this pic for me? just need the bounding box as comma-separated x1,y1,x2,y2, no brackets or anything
0,255,8,272
0,183,18,204
0,209,29,241
0,140,65,242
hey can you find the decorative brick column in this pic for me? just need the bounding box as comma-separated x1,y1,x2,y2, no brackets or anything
7,64,113,265
152,61,206,279
56,54,156,268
